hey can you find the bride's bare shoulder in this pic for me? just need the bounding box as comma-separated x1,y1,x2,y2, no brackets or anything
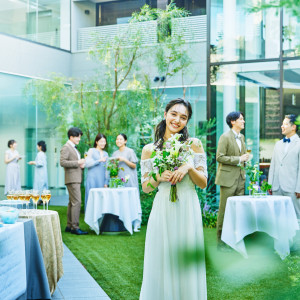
141,143,155,160
189,138,204,154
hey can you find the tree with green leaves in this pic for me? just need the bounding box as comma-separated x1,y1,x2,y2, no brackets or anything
25,2,193,154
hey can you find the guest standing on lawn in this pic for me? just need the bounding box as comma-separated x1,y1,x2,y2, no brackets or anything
215,111,249,250
28,140,48,193
112,133,140,232
268,114,300,250
85,133,109,209
112,133,139,190
4,139,21,194
60,127,87,235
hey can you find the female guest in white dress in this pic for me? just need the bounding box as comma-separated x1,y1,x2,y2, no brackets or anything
85,133,109,209
28,141,48,193
4,139,22,194
140,98,207,300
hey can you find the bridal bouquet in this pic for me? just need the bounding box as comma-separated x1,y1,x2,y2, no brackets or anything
148,133,193,202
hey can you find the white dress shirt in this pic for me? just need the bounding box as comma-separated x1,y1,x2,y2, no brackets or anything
67,140,81,160
232,129,242,152
284,133,297,154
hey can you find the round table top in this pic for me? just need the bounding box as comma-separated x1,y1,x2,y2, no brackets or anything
90,187,138,192
228,195,291,202
19,209,58,217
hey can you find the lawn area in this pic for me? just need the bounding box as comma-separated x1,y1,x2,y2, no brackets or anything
51,206,300,300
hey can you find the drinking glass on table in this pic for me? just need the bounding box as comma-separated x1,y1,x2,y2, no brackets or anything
12,190,19,201
24,190,31,209
31,190,40,210
6,190,14,200
41,190,51,210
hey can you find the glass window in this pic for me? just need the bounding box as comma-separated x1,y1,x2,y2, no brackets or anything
283,9,300,57
283,60,300,117
211,62,280,173
0,72,65,198
0,0,70,50
210,0,280,62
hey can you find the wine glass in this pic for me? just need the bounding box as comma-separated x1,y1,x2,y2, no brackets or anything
6,190,13,200
12,190,19,201
246,145,253,161
31,190,40,210
42,190,51,210
24,190,31,209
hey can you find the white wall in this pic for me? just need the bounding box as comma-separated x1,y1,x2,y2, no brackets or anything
0,33,72,79
71,1,96,52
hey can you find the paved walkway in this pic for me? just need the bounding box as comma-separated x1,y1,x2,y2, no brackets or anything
52,244,110,300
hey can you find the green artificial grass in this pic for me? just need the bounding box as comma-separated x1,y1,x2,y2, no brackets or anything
50,206,300,300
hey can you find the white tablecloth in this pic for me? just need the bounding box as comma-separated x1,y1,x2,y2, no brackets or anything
221,195,299,259
0,222,27,300
84,187,142,235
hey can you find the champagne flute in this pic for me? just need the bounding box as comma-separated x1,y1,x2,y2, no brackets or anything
6,190,13,200
31,190,40,210
41,190,47,210
12,191,18,201
246,145,253,161
44,190,51,210
24,190,31,209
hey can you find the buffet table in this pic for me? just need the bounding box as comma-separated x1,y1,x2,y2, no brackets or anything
221,195,299,259
85,187,142,235
19,209,64,294
0,222,26,300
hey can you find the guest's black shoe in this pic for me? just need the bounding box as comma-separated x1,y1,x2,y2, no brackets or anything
71,228,88,235
65,226,71,233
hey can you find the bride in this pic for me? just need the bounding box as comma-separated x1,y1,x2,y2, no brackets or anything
140,98,207,300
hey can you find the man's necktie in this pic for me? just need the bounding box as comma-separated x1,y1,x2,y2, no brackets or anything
235,135,241,141
283,137,291,143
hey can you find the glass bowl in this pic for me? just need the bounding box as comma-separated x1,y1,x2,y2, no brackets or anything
0,207,19,224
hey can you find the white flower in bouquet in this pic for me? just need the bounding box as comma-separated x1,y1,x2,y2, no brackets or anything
148,134,193,202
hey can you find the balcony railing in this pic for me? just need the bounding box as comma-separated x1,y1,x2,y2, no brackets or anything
19,31,60,48
77,15,206,51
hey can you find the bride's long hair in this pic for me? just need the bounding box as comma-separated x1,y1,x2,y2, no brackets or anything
154,98,193,150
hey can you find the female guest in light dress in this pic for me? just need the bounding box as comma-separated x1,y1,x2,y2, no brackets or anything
28,141,48,193
140,98,207,300
112,133,139,190
85,133,109,209
4,139,21,194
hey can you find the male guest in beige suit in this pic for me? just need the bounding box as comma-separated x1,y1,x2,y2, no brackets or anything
268,114,300,250
60,127,87,235
215,112,249,248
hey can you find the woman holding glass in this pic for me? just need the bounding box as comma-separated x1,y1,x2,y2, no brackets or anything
4,139,21,194
85,133,109,209
28,140,48,193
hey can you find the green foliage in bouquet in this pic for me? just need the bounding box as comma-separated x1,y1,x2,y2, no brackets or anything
107,158,124,177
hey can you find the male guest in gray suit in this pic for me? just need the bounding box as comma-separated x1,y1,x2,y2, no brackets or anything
60,127,87,235
268,114,300,222
215,111,249,249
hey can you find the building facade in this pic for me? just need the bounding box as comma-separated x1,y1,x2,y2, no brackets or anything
0,0,299,197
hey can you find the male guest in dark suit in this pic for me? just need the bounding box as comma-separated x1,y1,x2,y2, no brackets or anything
60,127,87,235
215,112,249,248
268,114,300,249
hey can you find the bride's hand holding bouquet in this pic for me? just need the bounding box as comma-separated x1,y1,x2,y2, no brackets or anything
148,133,193,202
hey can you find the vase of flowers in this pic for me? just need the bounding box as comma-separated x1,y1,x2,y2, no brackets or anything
107,158,125,188
241,161,272,197
109,176,130,188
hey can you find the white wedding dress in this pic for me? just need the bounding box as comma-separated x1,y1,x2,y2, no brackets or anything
140,150,207,300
